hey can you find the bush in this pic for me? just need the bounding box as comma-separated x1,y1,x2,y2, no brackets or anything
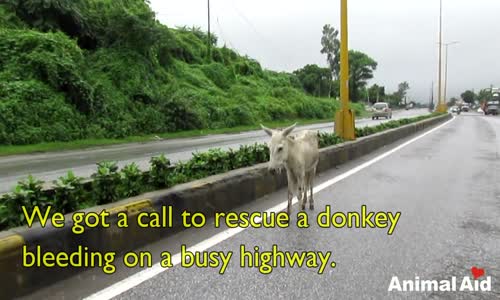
318,132,344,148
295,99,334,119
201,63,235,90
162,90,207,131
224,105,254,127
119,163,144,198
0,175,49,229
53,171,86,214
184,148,232,179
263,101,295,121
232,143,269,167
0,80,85,144
0,29,95,114
149,155,171,189
91,161,121,205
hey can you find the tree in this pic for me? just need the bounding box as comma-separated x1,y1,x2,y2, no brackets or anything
461,90,476,103
367,84,385,104
320,24,340,97
391,81,410,106
477,89,491,103
293,64,332,97
348,50,377,102
447,97,458,107
397,82,410,103
385,82,410,107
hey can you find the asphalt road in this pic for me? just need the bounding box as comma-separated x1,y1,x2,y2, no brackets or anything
0,109,428,194
23,111,500,299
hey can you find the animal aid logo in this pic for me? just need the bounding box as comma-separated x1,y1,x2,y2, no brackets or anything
388,267,492,292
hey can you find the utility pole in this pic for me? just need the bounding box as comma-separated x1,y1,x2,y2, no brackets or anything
207,0,211,61
430,81,434,112
366,87,370,105
334,0,355,140
328,75,332,98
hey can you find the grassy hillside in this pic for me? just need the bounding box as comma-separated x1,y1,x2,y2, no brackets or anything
0,0,364,146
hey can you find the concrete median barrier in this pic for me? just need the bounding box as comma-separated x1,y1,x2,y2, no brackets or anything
0,113,452,299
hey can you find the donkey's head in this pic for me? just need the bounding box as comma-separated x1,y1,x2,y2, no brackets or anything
261,123,297,172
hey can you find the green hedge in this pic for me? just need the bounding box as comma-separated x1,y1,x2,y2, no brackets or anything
355,112,443,137
0,113,444,231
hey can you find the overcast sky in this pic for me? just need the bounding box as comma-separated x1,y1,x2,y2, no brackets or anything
150,0,500,103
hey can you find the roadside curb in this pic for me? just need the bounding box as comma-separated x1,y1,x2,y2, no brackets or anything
0,113,452,299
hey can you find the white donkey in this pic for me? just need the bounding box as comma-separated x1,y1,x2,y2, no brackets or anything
261,123,319,216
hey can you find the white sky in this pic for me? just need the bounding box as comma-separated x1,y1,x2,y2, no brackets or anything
149,0,500,103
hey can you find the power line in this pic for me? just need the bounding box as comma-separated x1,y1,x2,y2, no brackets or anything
216,17,238,52
229,0,295,69
230,0,270,44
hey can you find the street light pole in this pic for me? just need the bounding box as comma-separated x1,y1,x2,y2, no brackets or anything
436,0,447,113
334,0,355,140
207,0,211,61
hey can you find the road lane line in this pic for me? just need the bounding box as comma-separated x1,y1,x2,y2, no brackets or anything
84,115,455,300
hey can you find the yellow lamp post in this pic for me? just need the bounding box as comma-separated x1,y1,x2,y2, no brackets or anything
334,0,356,140
436,0,448,113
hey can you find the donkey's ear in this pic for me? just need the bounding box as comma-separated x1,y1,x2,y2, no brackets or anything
282,123,297,137
261,124,273,136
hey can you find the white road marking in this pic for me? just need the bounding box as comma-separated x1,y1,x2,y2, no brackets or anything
84,115,455,300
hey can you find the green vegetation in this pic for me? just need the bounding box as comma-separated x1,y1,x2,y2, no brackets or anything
318,24,418,107
461,90,476,104
293,65,336,98
0,116,369,156
0,0,369,147
0,143,272,230
0,113,445,231
355,112,443,137
319,24,377,101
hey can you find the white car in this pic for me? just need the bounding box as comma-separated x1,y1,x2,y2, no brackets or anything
371,102,392,119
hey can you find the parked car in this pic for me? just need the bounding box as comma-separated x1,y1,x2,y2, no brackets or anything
371,102,392,119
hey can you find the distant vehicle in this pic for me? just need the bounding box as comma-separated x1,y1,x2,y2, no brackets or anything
405,102,415,110
461,105,469,112
450,106,459,113
484,100,499,115
371,102,392,119
483,93,500,115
